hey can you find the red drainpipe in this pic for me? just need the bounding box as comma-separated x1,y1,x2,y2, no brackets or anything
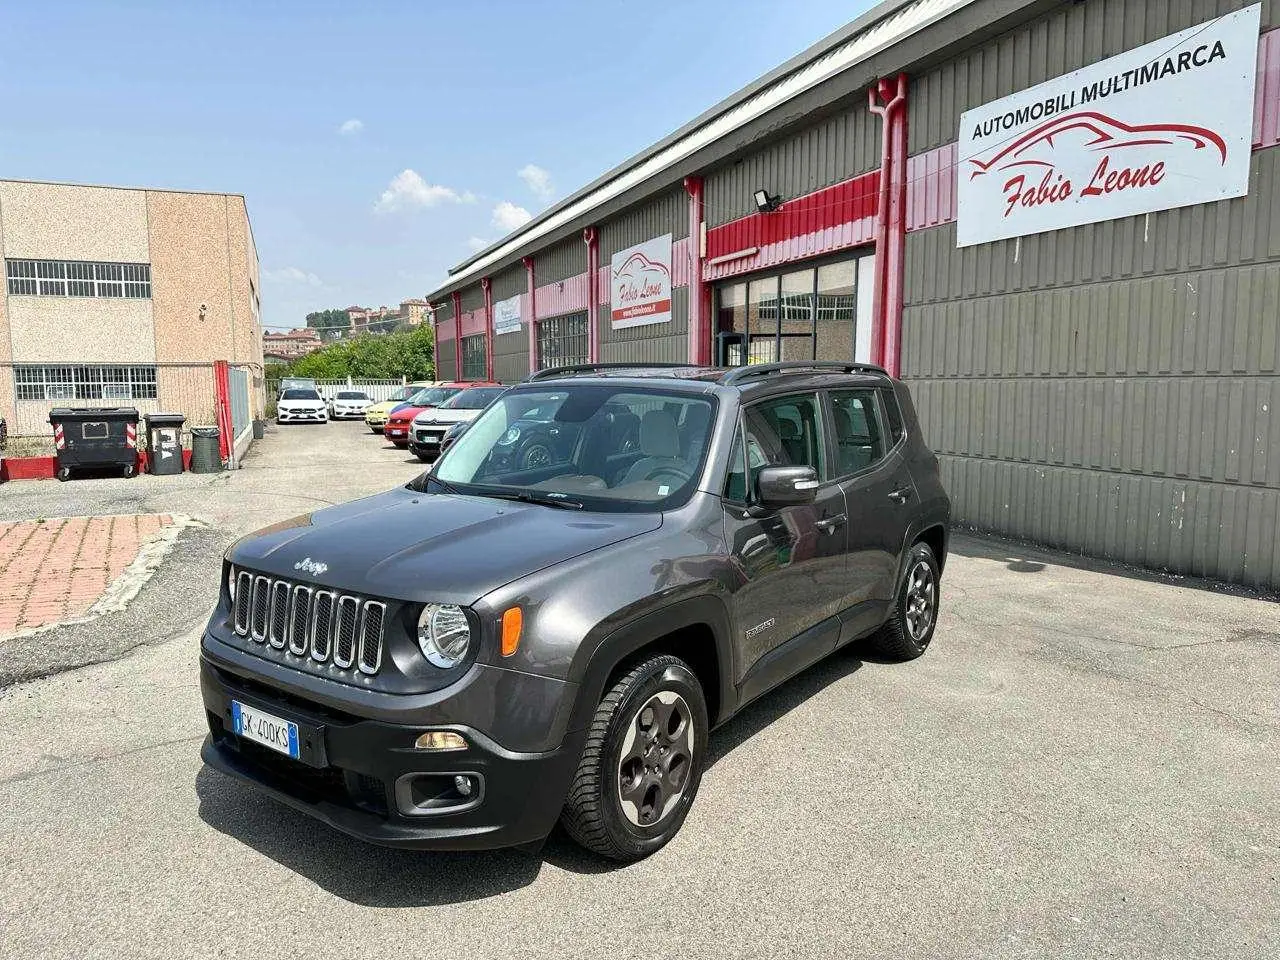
868,73,908,376
480,276,494,382
583,226,599,362
523,256,538,374
450,291,463,380
683,175,708,366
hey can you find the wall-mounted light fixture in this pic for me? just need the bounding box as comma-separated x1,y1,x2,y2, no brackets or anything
753,189,783,213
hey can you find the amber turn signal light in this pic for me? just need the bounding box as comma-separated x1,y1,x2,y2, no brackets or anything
415,731,468,751
501,607,523,657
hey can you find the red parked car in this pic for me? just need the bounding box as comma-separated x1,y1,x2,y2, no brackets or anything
383,381,500,447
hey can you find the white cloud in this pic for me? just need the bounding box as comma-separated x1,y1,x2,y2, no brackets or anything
465,236,491,252
517,163,555,202
263,266,323,287
492,200,533,232
338,118,364,136
374,169,476,212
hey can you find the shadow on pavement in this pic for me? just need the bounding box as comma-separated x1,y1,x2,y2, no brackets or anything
194,644,866,900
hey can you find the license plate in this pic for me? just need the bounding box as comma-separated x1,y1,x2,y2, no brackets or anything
231,700,300,759
388,428,404,436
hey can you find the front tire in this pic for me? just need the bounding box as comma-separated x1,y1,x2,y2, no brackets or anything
561,655,707,862
869,541,940,660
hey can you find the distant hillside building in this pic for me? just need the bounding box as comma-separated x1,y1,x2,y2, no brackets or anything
263,328,321,362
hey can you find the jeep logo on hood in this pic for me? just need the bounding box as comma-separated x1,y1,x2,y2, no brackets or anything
293,557,329,577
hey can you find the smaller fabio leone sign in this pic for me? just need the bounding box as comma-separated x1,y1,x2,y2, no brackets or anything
611,234,672,329
957,4,1261,247
492,294,521,336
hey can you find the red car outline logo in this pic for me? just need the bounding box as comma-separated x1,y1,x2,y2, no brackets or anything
612,251,670,287
967,110,1228,180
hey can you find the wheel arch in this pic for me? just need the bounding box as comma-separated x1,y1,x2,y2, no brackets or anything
914,523,948,572
566,595,736,734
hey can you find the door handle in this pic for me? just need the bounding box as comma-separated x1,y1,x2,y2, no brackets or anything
815,514,846,534
888,488,912,504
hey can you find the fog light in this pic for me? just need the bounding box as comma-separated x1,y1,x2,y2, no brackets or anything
453,774,474,797
415,731,468,751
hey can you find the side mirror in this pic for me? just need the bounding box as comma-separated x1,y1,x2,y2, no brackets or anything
754,465,819,509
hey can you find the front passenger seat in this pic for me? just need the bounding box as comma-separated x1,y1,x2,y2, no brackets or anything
622,410,684,484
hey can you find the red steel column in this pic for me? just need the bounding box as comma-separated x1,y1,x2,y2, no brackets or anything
683,175,708,366
583,226,599,362
523,256,538,374
212,359,232,463
868,73,908,375
450,291,463,380
480,276,494,382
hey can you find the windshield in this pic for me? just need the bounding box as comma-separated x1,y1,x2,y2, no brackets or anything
388,386,415,402
431,385,716,511
441,387,505,410
336,391,368,400
407,386,461,406
282,389,320,401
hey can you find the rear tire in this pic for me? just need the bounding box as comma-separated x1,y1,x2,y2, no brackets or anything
560,654,707,862
869,541,940,660
56,466,72,482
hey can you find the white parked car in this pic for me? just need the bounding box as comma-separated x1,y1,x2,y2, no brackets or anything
328,390,373,420
276,388,329,425
408,385,507,461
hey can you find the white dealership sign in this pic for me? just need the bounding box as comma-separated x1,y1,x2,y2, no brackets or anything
610,234,672,329
956,4,1261,247
492,294,521,336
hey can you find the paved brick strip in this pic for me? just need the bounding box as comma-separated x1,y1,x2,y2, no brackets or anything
0,514,174,638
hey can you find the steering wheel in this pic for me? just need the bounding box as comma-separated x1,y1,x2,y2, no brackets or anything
645,466,692,485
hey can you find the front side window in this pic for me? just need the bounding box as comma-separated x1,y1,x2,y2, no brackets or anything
829,390,886,475
433,386,716,511
742,394,826,492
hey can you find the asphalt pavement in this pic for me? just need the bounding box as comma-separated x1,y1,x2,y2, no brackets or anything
0,419,1276,959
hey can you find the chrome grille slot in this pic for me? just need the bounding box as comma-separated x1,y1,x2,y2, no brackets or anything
233,571,254,635
310,590,336,662
359,602,385,674
250,576,271,642
268,581,291,649
227,569,386,678
288,585,312,656
333,596,359,668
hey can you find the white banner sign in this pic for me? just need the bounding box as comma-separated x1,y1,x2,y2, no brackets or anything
492,294,521,336
957,5,1261,248
611,234,672,329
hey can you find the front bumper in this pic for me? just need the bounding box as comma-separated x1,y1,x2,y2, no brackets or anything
332,408,368,419
383,424,411,443
408,427,447,457
278,409,327,423
199,654,584,850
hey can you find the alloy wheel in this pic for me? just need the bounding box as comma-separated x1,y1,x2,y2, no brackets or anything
904,560,936,644
616,691,695,828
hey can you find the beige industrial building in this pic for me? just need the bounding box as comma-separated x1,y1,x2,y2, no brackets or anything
0,179,263,438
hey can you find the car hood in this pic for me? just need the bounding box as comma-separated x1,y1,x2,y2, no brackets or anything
388,404,436,424
366,400,401,415
412,408,478,426
227,486,663,604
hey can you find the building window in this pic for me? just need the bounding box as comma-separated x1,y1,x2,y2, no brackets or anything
13,365,159,401
5,259,152,299
460,335,487,380
536,312,588,370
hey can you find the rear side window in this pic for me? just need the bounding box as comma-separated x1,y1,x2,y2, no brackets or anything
879,386,905,443
829,390,886,475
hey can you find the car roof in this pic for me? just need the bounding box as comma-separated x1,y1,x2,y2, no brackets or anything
514,362,894,396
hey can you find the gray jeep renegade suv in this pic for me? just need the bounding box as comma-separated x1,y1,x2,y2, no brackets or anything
200,362,950,861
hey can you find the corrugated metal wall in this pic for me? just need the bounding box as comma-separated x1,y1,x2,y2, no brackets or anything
598,189,690,358
490,264,528,383
910,0,1277,154
436,339,456,379
459,285,484,312
902,0,1280,589
534,235,587,285
705,107,881,227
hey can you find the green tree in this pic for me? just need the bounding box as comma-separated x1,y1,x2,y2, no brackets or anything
271,325,434,381
305,309,353,341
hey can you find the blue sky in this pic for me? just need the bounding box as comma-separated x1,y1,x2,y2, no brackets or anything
0,0,873,330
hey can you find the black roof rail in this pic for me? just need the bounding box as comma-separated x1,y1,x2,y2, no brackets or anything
720,361,890,386
524,362,700,382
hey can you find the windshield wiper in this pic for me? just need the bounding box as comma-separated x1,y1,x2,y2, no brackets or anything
423,473,463,495
483,489,585,510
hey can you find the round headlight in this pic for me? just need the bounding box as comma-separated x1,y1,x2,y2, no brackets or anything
417,603,473,668
497,425,521,446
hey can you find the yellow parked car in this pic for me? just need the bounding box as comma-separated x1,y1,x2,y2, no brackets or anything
365,382,437,433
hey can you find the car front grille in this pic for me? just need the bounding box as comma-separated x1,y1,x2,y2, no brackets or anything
232,570,385,676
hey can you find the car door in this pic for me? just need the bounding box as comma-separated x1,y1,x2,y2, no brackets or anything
722,392,848,692
826,387,917,641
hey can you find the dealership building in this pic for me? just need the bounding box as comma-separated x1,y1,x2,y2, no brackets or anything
427,0,1280,591
0,179,263,457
